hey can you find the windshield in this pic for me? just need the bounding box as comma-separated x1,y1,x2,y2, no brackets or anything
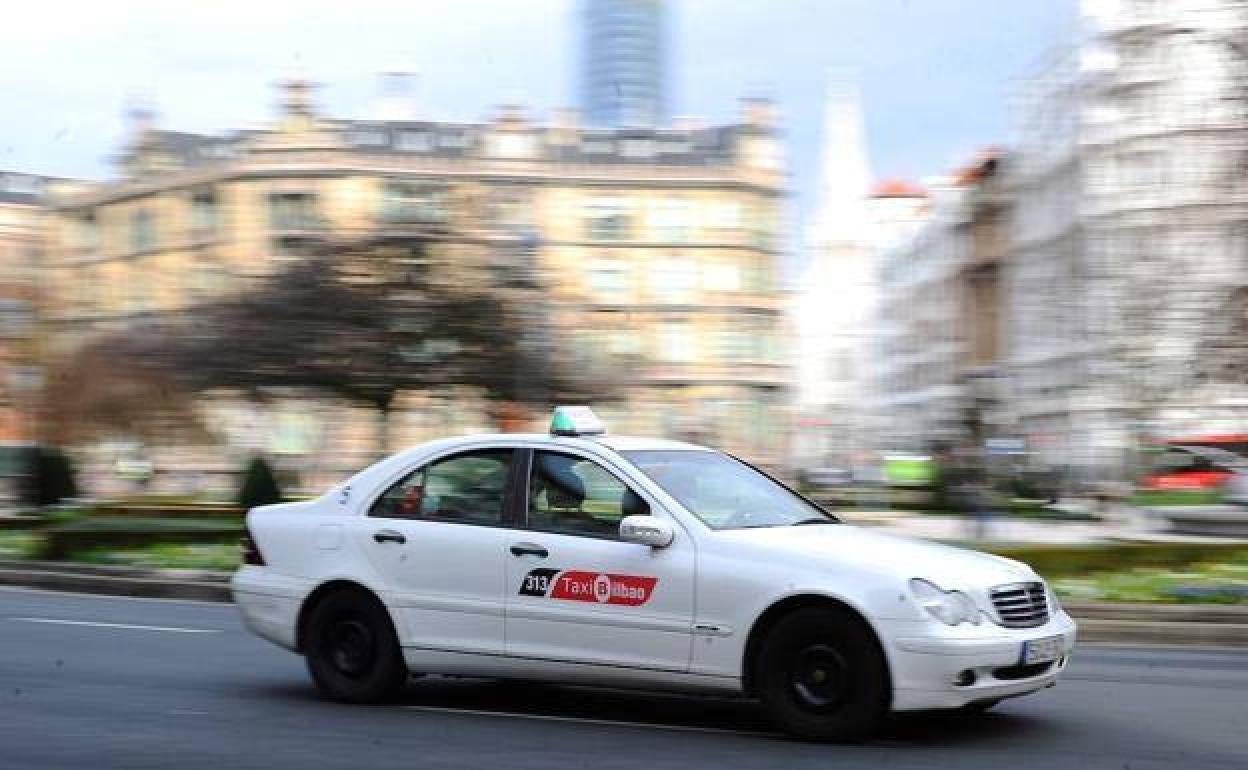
622,450,837,530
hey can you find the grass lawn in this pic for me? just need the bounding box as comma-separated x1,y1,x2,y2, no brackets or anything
1131,489,1223,507
1051,550,1248,604
0,531,42,560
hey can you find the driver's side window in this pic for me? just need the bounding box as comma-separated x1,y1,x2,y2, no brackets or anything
527,451,648,538
369,449,512,525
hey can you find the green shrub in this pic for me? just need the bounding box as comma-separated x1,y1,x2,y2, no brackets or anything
987,542,1248,578
237,456,282,511
40,516,243,560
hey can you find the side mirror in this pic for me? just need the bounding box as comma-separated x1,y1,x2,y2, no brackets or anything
619,515,675,548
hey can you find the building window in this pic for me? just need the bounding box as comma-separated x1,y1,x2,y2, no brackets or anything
130,209,156,254
588,258,628,299
744,202,777,250
619,139,654,159
707,201,741,233
488,186,534,231
742,257,770,292
585,199,632,241
608,329,642,357
485,131,536,159
397,131,432,152
719,328,753,362
652,257,697,303
580,140,614,154
191,189,218,240
128,266,150,314
349,129,389,147
190,257,229,302
648,198,692,242
73,212,98,254
659,320,693,363
703,262,740,292
268,192,320,232
381,180,448,224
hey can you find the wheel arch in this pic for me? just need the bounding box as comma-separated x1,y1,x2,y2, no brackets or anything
295,579,393,654
740,593,893,699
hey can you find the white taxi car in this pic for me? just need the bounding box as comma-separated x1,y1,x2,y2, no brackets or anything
233,407,1076,741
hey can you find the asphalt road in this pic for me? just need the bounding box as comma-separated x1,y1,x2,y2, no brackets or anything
1,587,1246,770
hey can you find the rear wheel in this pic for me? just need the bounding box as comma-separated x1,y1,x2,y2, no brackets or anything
305,589,405,703
755,606,890,742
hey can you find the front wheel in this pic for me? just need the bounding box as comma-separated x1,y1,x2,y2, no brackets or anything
305,589,406,703
755,606,890,742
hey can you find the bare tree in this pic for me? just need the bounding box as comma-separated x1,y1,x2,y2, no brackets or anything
138,233,615,455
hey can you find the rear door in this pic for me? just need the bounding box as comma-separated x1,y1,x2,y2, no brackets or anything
355,447,519,656
503,448,695,672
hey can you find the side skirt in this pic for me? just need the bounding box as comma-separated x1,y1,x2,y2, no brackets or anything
401,646,743,697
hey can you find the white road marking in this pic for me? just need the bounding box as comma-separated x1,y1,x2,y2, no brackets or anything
8,617,222,634
400,704,776,738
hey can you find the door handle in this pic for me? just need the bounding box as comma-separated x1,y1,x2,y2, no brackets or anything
509,542,548,558
373,530,407,545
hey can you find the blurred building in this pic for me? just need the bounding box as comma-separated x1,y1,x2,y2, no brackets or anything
872,172,981,451
1006,0,1248,479
41,80,788,485
794,76,876,469
582,0,668,127
0,172,65,443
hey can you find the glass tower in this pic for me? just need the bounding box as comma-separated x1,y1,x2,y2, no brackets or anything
582,0,667,128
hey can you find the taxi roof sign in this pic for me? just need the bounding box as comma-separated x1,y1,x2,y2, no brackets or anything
550,406,606,437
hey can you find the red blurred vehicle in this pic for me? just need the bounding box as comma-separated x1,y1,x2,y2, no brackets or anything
1141,445,1248,490
1164,434,1248,456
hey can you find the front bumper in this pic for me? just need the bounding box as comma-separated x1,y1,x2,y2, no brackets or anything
882,610,1077,711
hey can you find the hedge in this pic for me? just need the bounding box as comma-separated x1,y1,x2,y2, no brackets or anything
986,542,1248,578
40,517,243,560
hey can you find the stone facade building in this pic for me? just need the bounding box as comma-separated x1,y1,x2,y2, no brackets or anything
39,81,789,490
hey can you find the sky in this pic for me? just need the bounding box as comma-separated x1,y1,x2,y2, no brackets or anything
1,0,1078,268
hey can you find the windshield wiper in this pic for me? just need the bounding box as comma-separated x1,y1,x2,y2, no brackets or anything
791,517,837,526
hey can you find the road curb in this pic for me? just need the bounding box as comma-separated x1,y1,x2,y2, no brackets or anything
0,562,1244,647
0,560,231,602
1065,601,1248,647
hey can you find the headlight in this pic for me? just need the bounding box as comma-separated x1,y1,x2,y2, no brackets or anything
909,578,982,626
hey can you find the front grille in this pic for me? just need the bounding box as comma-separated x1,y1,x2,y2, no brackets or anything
990,582,1049,628
992,661,1056,680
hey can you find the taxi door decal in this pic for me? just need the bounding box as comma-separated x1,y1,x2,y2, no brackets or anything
518,568,658,606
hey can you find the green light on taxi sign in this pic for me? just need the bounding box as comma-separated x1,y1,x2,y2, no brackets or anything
550,406,606,436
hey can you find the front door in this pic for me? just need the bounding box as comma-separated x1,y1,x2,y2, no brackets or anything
357,447,516,656
504,449,695,672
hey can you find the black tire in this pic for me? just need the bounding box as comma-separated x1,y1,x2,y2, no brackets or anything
755,606,890,742
305,589,406,703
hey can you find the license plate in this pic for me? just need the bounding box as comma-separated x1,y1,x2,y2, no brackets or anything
1021,634,1063,665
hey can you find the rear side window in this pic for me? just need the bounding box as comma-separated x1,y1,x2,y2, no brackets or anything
370,449,513,526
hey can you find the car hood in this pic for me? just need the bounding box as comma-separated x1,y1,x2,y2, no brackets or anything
716,524,1038,588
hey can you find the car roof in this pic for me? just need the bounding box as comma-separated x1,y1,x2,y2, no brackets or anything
377,433,711,469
